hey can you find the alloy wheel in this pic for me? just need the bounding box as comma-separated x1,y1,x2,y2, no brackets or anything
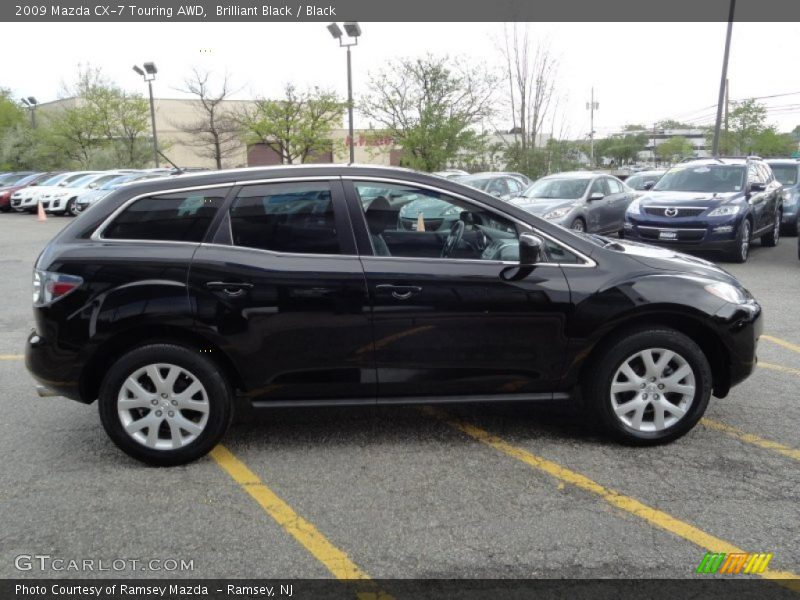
741,220,751,261
773,213,780,244
610,348,696,432
117,363,210,450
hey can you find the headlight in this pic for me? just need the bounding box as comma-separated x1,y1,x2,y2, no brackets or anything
708,205,740,217
544,206,574,220
626,198,641,214
704,281,748,304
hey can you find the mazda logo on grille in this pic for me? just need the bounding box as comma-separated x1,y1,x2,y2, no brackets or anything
664,207,679,217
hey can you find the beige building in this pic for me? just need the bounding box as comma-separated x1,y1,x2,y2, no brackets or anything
37,96,398,169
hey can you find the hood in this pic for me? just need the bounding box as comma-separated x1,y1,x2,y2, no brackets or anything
606,239,739,284
510,197,578,216
638,190,738,208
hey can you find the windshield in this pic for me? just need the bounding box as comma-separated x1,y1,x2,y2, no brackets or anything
40,173,69,186
67,174,103,188
522,178,591,200
626,173,662,190
455,176,492,190
768,164,798,186
0,173,32,185
13,173,42,186
653,164,745,193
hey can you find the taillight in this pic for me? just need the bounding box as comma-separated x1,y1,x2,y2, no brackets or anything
33,269,83,307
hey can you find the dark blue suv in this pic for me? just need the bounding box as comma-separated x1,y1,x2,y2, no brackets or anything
623,157,783,263
766,159,800,234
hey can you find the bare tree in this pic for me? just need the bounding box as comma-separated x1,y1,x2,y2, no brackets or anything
500,24,559,174
176,68,241,169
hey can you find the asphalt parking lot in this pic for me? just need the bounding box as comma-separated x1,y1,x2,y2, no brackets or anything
0,214,798,587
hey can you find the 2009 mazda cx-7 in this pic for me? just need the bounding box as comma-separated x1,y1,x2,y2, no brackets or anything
26,165,762,465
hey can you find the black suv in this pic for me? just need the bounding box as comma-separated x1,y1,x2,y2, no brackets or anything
623,157,783,263
26,166,762,465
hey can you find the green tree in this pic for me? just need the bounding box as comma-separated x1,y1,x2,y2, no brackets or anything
712,99,767,155
595,133,647,166
656,119,695,130
750,127,796,158
240,84,343,164
360,54,496,172
656,136,695,163
0,88,25,132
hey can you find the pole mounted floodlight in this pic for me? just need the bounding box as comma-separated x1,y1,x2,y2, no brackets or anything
327,23,343,39
133,62,160,167
21,97,38,128
327,22,361,164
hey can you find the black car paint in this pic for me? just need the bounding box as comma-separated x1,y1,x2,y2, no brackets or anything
26,165,761,408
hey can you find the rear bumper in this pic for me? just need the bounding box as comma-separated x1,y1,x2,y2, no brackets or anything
25,330,87,403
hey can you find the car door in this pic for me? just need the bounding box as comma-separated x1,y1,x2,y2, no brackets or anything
344,178,574,400
586,177,610,232
604,177,631,233
189,178,376,404
747,164,769,233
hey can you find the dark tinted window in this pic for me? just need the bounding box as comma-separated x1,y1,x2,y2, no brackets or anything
230,182,340,255
103,189,226,241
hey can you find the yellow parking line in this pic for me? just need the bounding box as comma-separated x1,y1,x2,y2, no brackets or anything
210,445,392,598
423,407,799,589
759,361,800,378
701,418,800,462
0,354,23,360
762,335,800,355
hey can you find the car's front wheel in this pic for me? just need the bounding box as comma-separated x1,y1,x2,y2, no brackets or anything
761,210,781,247
727,219,751,263
98,344,233,466
585,328,712,445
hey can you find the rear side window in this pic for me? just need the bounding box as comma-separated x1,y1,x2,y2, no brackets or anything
229,182,340,255
102,189,227,242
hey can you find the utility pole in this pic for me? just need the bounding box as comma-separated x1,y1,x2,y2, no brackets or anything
586,88,599,166
724,78,730,134
712,0,735,157
652,123,658,166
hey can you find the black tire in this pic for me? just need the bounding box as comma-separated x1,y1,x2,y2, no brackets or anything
98,343,233,466
66,198,78,217
584,328,712,446
726,218,751,263
570,217,586,233
761,210,781,247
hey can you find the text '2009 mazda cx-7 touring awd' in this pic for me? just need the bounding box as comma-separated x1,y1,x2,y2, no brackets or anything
26,165,762,465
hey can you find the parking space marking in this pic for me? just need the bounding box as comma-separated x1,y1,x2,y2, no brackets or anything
700,418,800,462
423,408,800,589
759,361,800,378
0,354,23,360
210,445,393,598
762,335,800,355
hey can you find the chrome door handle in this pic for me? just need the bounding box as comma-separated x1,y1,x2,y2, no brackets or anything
375,284,422,300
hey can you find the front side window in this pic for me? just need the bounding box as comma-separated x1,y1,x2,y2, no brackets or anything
229,182,340,255
589,178,606,197
606,178,624,194
102,188,227,242
354,181,521,261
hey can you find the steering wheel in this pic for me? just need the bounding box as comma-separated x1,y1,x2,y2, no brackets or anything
441,220,466,258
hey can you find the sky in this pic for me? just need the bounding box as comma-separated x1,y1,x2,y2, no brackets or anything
4,21,800,139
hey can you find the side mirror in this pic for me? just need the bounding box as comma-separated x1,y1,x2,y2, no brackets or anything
643,181,655,191
519,232,544,265
588,192,605,201
749,182,766,194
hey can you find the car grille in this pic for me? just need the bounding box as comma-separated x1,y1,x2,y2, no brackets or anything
643,206,706,218
11,199,20,207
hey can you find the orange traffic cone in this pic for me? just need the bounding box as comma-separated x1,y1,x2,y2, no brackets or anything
37,200,47,222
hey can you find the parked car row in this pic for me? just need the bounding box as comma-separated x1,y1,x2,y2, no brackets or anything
460,157,794,264
0,167,207,217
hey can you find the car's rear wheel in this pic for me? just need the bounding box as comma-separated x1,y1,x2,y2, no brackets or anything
761,210,781,247
585,328,712,445
727,219,751,263
98,344,233,466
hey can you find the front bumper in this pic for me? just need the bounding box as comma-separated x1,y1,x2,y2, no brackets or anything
624,215,741,253
714,300,763,391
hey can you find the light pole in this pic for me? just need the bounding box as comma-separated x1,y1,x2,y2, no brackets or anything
712,0,735,157
327,22,361,164
586,88,599,166
133,62,159,168
21,96,38,128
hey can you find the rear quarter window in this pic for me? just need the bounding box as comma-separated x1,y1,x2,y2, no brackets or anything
101,189,227,242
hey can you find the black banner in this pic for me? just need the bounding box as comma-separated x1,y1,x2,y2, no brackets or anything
3,0,800,22
3,579,799,600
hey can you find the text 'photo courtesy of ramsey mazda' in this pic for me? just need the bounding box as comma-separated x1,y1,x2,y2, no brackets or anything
25,166,762,465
